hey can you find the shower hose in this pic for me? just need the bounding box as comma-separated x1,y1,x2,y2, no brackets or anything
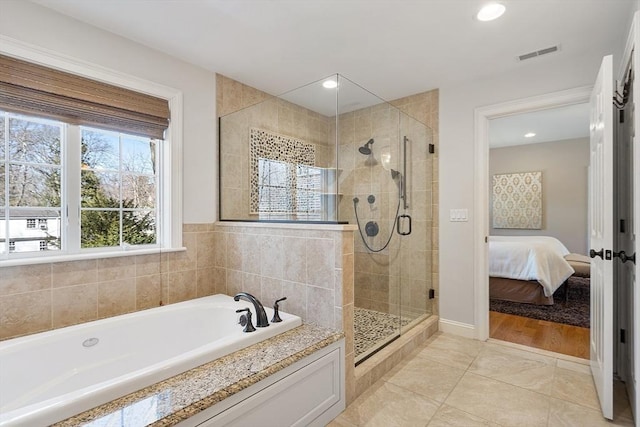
352,196,401,253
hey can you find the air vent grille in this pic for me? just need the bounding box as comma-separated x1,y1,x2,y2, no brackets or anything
518,45,559,61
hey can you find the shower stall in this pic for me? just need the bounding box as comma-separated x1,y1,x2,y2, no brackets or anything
218,74,435,364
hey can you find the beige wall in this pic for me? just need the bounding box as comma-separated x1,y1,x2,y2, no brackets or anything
218,75,334,220
0,226,216,340
489,138,589,254
338,92,439,318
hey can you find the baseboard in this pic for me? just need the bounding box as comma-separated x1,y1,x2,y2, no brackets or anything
439,318,477,339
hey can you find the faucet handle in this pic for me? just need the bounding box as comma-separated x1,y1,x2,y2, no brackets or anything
271,297,287,323
236,308,256,332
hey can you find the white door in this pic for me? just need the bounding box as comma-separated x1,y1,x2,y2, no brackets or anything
589,54,614,420
630,12,640,427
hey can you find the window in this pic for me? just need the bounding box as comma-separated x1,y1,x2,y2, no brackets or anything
0,48,182,263
256,159,323,219
0,111,159,256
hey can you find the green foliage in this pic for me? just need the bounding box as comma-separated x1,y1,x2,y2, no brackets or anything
80,136,156,248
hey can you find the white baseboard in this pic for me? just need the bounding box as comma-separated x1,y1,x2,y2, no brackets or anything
439,318,477,339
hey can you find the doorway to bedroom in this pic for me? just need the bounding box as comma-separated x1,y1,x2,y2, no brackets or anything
487,103,591,359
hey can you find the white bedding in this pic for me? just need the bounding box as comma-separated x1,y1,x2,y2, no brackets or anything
489,236,575,297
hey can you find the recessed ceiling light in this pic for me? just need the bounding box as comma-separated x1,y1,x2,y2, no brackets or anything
524,132,536,138
322,80,338,89
477,3,506,21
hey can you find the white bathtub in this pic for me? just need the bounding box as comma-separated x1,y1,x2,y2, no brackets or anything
0,294,302,426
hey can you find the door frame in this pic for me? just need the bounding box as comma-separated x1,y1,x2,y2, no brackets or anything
473,86,592,341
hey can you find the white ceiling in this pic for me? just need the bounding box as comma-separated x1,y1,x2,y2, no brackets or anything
489,102,590,148
30,0,635,103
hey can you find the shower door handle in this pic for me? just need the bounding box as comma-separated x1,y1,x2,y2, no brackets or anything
397,214,412,236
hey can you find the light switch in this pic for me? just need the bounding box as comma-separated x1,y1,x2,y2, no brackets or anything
449,209,468,222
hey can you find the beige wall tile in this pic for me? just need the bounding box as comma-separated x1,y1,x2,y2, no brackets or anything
167,270,197,303
168,233,197,272
52,260,98,288
135,253,164,276
260,235,284,279
0,264,51,296
260,277,283,308
306,238,335,288
306,285,335,328
225,269,243,297
226,233,243,271
213,267,227,295
98,278,136,319
240,233,262,275
52,284,98,328
0,290,51,339
213,231,227,268
97,256,136,282
281,281,307,319
196,232,216,269
282,237,307,283
196,267,217,297
136,274,163,310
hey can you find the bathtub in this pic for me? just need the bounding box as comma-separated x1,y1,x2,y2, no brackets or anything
0,294,302,426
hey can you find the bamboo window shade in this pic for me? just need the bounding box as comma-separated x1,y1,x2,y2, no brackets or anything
0,54,170,139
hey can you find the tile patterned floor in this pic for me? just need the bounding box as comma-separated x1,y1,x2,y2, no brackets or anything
354,307,410,357
329,333,634,427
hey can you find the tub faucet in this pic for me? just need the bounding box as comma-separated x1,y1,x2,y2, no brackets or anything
233,292,269,328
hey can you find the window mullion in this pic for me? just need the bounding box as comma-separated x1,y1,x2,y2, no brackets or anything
66,125,81,253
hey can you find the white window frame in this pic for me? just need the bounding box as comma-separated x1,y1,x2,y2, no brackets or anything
0,37,184,266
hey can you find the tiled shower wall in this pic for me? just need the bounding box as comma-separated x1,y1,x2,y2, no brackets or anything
336,90,439,319
217,74,357,402
393,91,439,317
217,74,335,220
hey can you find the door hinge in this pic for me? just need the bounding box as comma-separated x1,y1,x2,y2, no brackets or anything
619,109,624,123
621,329,626,344
428,289,435,299
620,219,626,233
428,143,435,154
485,236,488,243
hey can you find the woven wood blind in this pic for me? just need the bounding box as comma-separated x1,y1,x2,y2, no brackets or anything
0,54,170,139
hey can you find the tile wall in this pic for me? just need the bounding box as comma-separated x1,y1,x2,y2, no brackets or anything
217,74,335,220
0,224,211,340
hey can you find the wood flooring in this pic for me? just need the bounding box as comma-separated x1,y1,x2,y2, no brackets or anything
490,310,590,359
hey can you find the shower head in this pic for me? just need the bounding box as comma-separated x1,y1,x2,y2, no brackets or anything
358,138,374,155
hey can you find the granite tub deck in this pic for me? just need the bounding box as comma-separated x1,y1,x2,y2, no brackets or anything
54,324,343,426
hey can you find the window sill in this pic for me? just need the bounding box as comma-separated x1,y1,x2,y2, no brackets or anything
0,247,186,268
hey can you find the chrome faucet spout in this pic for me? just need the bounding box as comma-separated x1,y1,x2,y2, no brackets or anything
233,292,269,327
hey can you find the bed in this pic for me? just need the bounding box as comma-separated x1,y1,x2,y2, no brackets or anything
489,236,576,305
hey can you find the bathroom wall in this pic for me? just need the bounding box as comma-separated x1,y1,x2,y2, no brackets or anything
490,138,589,254
0,226,217,340
0,1,220,339
216,75,357,402
217,75,334,220
338,91,439,319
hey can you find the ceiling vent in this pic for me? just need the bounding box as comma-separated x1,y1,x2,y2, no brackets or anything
518,45,559,61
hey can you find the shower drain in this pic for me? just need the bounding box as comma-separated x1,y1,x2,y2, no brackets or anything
82,337,99,348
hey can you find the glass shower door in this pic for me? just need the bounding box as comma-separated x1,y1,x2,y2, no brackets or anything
397,112,434,329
